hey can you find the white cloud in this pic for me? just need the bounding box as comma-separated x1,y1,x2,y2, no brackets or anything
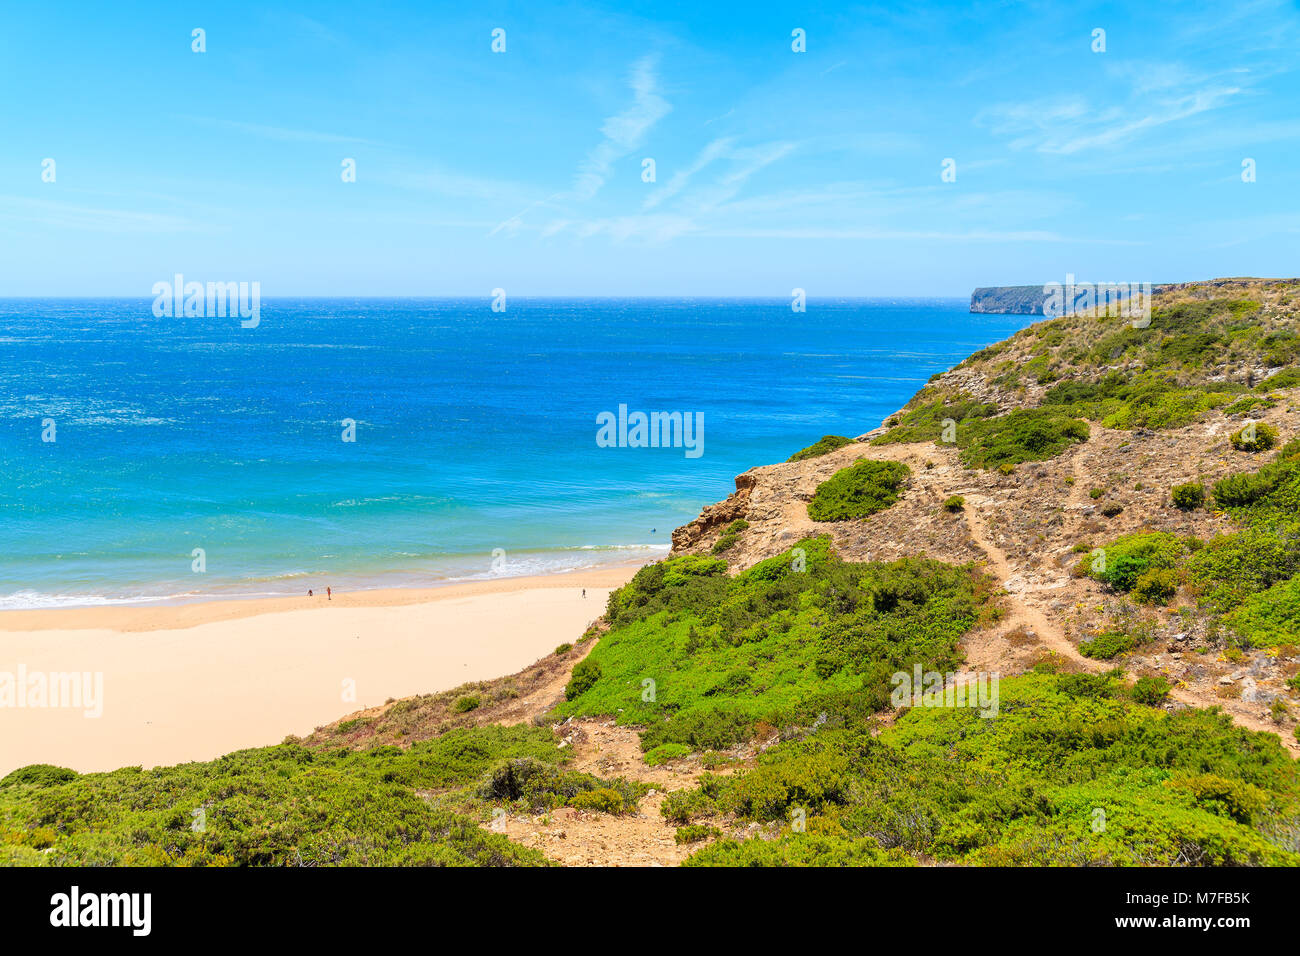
567,55,671,200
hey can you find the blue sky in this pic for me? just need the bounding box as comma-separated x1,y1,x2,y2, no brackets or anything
2,0,1299,295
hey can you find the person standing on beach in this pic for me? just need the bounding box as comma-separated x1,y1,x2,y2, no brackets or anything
582,588,586,599
327,586,332,601
308,589,313,597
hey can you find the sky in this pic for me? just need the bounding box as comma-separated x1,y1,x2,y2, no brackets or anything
2,0,1299,296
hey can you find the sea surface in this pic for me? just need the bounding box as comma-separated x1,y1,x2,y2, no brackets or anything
0,298,1030,608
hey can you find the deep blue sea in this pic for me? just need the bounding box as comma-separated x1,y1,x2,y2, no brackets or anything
0,298,1030,608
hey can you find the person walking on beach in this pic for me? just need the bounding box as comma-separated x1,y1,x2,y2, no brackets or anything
308,589,313,597
327,586,332,601
582,588,586,599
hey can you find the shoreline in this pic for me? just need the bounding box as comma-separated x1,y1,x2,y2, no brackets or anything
0,562,645,775
0,562,645,633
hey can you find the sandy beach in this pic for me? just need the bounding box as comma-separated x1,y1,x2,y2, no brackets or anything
0,565,640,776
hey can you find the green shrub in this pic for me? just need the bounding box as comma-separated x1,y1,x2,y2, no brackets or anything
787,435,854,462
1130,676,1171,706
453,695,480,713
870,392,997,445
1185,530,1300,612
661,787,717,825
643,743,692,766
0,726,568,867
956,409,1090,470
568,787,625,814
0,765,79,790
554,643,573,655
1259,367,1300,391
1212,466,1286,507
1171,482,1205,510
1230,422,1279,452
478,757,643,813
1083,532,1184,591
1132,568,1180,605
1225,576,1300,648
1079,631,1135,659
564,659,602,701
675,824,721,844
1167,774,1267,825
943,495,965,512
1089,487,1105,500
711,518,751,553
808,460,909,521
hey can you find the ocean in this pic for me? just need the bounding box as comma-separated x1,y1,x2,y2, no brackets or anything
0,298,1030,608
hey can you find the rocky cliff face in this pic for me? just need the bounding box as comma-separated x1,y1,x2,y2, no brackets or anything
969,285,1052,314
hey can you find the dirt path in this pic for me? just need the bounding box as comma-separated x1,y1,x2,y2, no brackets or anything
487,717,720,866
957,456,1300,756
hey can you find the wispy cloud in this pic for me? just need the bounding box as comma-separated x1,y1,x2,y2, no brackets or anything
490,54,672,235
643,137,733,210
977,69,1245,155
567,55,671,200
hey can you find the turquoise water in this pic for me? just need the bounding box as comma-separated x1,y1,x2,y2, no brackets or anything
0,298,1029,608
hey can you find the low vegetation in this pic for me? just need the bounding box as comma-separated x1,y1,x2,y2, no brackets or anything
671,671,1299,866
787,435,855,462
807,460,910,521
0,726,604,866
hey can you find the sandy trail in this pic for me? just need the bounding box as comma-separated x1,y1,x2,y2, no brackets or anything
958,458,1300,756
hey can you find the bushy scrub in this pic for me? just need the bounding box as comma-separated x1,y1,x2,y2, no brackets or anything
1131,568,1180,605
808,460,909,521
0,726,570,866
870,391,997,445
1171,482,1205,510
1081,532,1185,592
1079,631,1135,659
568,787,626,814
1212,466,1287,507
564,540,993,753
643,743,692,766
1130,676,1171,705
787,435,854,462
564,659,602,700
1259,368,1300,391
711,518,750,553
1225,577,1300,648
477,757,643,813
1045,370,1238,431
680,673,1300,867
674,824,721,844
1231,422,1279,452
943,495,965,512
684,834,916,867
955,409,1089,470
1185,530,1300,612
